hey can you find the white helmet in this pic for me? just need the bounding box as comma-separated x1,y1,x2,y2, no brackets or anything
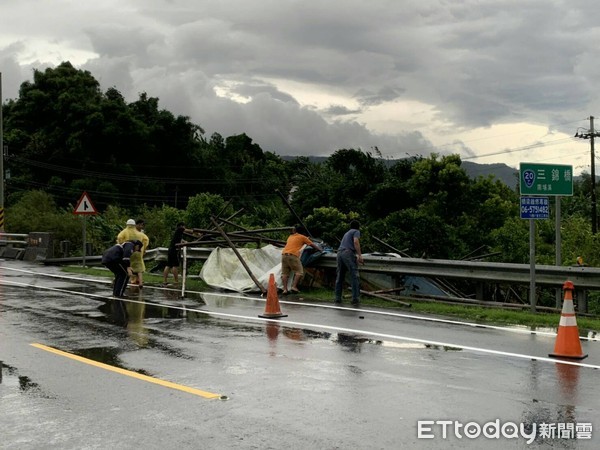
126,219,136,226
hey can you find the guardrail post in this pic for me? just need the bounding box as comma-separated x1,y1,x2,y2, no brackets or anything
575,288,587,314
60,240,71,258
475,282,485,300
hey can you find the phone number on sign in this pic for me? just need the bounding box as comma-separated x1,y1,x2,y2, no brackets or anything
521,205,550,214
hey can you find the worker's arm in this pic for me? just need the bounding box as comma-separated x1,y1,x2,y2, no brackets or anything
353,237,364,264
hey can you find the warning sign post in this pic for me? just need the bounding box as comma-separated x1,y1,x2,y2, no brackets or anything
73,192,97,266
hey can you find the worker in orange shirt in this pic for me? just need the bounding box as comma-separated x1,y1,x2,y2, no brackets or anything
281,225,321,294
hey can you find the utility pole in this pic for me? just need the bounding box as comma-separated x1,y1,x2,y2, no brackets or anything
591,116,597,235
575,116,599,234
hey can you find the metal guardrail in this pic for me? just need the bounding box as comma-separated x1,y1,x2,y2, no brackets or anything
42,247,214,266
320,254,600,290
0,233,29,246
45,247,600,290
307,253,600,312
39,245,600,311
175,249,600,294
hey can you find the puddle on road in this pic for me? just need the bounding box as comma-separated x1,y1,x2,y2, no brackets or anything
68,297,214,366
0,361,53,398
31,289,465,369
334,335,459,353
71,347,153,376
96,298,210,327
264,325,462,354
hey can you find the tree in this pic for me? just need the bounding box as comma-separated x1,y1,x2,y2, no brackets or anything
3,62,206,209
490,217,531,263
185,193,233,229
456,175,518,255
288,161,336,219
326,149,386,213
304,207,359,248
408,153,470,221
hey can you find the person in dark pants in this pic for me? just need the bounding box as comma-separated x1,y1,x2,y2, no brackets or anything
163,222,186,285
102,240,143,298
334,220,364,305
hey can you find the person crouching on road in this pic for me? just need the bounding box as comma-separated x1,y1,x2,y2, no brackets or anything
102,240,143,298
281,225,321,294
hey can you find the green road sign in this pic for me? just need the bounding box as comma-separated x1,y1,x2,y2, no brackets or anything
519,163,573,196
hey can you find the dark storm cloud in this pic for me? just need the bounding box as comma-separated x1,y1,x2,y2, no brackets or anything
229,82,299,105
322,105,363,116
355,86,406,107
3,0,600,161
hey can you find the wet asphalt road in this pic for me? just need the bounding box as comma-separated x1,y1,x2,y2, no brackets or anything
1,260,600,449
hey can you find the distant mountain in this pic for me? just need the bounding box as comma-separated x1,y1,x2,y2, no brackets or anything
282,156,520,188
461,161,519,189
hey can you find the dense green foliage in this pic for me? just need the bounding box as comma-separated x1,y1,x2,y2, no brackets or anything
3,62,288,210
2,62,599,272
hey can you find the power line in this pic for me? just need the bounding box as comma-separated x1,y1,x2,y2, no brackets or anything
461,137,575,161
10,155,273,186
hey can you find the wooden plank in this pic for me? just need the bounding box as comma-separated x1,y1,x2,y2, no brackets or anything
360,289,412,307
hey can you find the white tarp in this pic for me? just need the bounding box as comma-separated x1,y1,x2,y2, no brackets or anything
200,244,284,293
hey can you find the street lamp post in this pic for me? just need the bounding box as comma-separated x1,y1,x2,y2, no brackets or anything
575,116,600,234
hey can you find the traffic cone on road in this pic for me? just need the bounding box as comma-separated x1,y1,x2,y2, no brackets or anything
549,280,588,360
258,273,288,319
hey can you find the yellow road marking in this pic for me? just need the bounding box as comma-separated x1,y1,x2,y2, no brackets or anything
31,343,224,399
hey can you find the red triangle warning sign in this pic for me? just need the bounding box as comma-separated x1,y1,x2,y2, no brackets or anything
74,191,98,215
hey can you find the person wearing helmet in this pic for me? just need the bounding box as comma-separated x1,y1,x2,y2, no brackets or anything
116,219,146,286
117,219,145,244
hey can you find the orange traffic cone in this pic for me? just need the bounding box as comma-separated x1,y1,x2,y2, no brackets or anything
258,273,288,319
549,280,588,360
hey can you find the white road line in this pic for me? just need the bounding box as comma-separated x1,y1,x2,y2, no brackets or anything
3,265,599,341
2,277,599,370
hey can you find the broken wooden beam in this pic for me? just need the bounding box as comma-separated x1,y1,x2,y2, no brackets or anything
360,289,412,307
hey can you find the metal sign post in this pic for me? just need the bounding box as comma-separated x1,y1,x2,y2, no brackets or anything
529,219,536,312
73,191,98,267
520,163,573,313
521,196,549,313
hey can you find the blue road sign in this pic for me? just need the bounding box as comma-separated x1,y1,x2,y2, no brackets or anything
520,196,549,219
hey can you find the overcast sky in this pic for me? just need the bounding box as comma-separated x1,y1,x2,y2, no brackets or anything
2,0,600,174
